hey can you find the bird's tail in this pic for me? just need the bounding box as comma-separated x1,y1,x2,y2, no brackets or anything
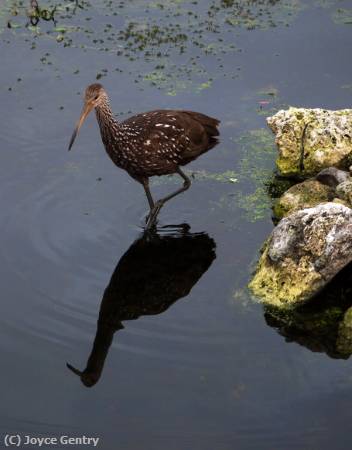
184,111,220,138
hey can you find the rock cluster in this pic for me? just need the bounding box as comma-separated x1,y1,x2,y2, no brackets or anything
249,108,352,308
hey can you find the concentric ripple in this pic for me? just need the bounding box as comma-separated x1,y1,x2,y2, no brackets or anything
0,148,243,368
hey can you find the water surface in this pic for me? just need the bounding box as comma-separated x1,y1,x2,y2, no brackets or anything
1,1,352,449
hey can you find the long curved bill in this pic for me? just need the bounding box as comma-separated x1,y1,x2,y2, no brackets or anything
68,102,94,151
66,362,83,376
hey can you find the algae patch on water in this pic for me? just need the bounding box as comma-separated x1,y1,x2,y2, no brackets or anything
332,8,352,25
204,128,293,223
232,129,287,222
143,65,213,96
218,0,305,30
1,0,313,93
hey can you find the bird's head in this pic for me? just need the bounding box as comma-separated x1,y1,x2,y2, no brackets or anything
68,83,106,151
84,83,106,106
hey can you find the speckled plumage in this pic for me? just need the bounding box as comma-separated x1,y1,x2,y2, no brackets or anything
69,83,220,228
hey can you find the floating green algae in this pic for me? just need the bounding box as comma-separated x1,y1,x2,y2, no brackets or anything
142,65,212,95
233,129,277,222
332,8,352,25
219,0,306,30
207,128,292,223
0,0,316,91
150,169,239,187
194,170,238,183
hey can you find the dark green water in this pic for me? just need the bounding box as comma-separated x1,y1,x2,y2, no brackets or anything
1,1,352,448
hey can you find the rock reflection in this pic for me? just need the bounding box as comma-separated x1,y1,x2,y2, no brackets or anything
67,225,216,387
263,261,352,359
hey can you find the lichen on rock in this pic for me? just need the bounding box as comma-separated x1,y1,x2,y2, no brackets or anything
249,203,352,307
267,107,352,177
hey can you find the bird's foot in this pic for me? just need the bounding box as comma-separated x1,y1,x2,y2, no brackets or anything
145,200,164,230
160,223,191,233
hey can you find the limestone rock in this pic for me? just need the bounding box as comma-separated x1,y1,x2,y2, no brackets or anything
267,107,352,177
249,203,352,307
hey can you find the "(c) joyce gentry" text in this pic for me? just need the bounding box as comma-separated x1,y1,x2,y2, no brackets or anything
5,435,100,447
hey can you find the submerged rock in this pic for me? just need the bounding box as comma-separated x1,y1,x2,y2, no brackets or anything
267,107,352,177
263,260,352,359
337,307,352,356
249,203,352,307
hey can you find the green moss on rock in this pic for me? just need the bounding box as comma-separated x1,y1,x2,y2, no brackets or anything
264,257,352,358
249,245,322,307
273,179,334,218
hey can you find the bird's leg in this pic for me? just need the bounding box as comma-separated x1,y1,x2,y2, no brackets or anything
140,177,158,225
141,177,155,210
146,168,191,229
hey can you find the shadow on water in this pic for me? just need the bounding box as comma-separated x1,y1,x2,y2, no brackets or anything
67,225,216,387
263,261,352,360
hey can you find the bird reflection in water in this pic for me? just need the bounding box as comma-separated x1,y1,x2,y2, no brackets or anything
67,225,216,387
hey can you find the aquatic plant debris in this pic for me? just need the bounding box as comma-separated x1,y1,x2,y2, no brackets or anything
232,128,278,222
332,8,352,25
0,0,322,94
192,128,294,224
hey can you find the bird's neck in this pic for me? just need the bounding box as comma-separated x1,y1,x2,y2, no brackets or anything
95,98,121,150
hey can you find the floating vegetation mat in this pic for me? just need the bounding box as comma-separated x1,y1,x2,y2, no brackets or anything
1,0,313,94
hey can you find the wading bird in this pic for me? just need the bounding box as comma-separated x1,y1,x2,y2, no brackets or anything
68,84,220,228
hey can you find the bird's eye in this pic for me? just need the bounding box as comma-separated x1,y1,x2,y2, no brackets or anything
94,95,99,100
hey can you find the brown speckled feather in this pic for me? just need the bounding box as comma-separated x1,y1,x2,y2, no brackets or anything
96,103,220,178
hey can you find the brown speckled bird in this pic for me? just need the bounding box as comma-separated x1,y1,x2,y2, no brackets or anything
68,83,220,228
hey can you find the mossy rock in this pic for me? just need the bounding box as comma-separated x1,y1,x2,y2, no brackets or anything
267,107,352,177
273,179,335,219
249,203,352,307
249,245,322,308
264,260,352,359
